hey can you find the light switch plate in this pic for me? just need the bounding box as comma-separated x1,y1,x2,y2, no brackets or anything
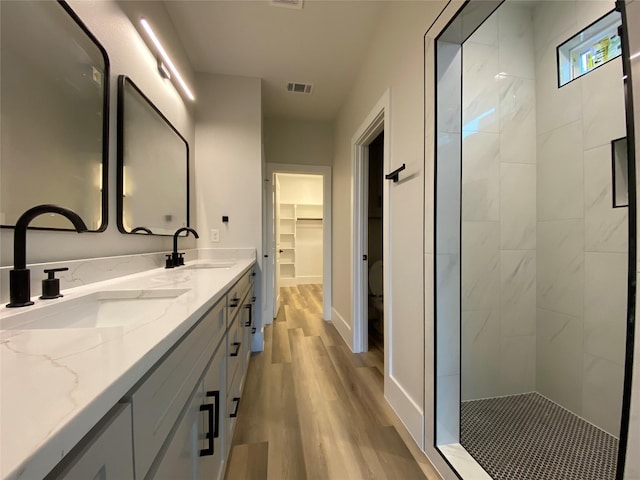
210,229,220,243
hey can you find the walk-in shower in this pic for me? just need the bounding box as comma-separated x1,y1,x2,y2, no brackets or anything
432,0,636,478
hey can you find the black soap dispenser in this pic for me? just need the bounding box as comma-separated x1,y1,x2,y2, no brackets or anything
40,267,69,299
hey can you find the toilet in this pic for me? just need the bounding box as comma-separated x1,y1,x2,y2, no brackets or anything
368,260,384,320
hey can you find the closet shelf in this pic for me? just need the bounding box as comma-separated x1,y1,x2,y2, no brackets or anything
296,217,322,221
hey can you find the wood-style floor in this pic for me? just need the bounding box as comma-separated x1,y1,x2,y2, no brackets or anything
225,285,442,480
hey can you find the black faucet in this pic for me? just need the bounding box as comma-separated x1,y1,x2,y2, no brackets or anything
131,226,153,234
6,205,88,308
167,227,199,268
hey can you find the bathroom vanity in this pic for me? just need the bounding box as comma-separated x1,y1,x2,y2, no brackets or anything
0,257,256,480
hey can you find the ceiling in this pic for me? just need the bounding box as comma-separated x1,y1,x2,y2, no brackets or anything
163,0,386,121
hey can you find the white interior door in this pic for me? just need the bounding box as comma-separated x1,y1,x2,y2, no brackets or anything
273,175,281,317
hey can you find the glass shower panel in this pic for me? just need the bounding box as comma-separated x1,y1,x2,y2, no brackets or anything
455,1,630,479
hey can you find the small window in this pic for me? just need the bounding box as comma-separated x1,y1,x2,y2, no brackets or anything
557,9,622,87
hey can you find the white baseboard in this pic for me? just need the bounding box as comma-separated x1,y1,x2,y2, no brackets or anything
279,276,322,287
386,374,425,448
294,275,322,284
331,307,353,350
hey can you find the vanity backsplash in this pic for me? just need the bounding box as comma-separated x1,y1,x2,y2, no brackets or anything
0,248,255,304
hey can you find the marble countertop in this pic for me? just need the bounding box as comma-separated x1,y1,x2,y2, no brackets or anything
0,258,255,480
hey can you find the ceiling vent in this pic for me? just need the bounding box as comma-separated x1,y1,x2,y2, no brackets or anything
287,82,313,94
271,0,303,9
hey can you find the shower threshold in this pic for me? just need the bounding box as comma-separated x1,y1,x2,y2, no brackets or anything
460,392,618,480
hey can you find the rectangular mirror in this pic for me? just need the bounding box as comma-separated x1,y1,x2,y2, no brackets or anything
0,0,109,231
117,75,189,235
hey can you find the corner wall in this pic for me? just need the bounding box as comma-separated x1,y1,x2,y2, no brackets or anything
194,73,264,338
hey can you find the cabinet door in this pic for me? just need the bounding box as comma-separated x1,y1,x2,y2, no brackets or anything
131,299,225,479
52,404,133,480
152,385,200,480
198,344,226,480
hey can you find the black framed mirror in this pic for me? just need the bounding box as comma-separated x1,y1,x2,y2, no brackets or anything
0,0,109,231
117,75,189,236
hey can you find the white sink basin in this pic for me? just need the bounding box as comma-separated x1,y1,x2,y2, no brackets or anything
184,262,235,270
1,289,190,330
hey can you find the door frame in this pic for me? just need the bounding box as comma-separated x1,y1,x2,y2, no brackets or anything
352,90,390,355
274,175,282,317
264,163,332,322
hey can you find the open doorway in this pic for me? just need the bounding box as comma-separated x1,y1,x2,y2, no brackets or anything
367,132,384,356
265,163,332,323
275,173,324,288
352,90,389,358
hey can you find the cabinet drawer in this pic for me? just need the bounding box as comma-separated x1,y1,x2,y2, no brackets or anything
47,403,133,480
131,299,226,479
227,270,252,323
225,369,242,459
227,314,242,392
240,292,254,379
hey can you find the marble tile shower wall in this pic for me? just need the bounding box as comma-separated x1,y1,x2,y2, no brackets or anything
461,2,537,401
533,0,627,436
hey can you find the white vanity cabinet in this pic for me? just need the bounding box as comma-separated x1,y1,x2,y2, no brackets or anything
153,342,226,480
45,404,134,480
130,298,226,479
37,263,256,480
223,265,255,458
152,388,200,480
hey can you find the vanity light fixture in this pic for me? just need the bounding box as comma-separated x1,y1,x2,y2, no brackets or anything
140,17,194,101
157,59,171,80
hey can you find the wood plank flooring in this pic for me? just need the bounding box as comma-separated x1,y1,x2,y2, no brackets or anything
225,285,442,480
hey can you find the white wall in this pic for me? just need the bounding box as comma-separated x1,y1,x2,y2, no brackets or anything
0,0,196,267
264,118,333,166
194,72,264,337
332,0,447,445
195,73,262,250
278,174,323,205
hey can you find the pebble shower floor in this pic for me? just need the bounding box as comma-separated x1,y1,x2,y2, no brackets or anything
460,392,619,480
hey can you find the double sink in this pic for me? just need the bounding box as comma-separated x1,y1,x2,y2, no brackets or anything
1,262,235,331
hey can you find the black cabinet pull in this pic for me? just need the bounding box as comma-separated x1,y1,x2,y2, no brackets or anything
199,390,220,457
251,327,256,334
230,341,241,357
244,304,252,327
229,297,239,308
230,397,240,418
